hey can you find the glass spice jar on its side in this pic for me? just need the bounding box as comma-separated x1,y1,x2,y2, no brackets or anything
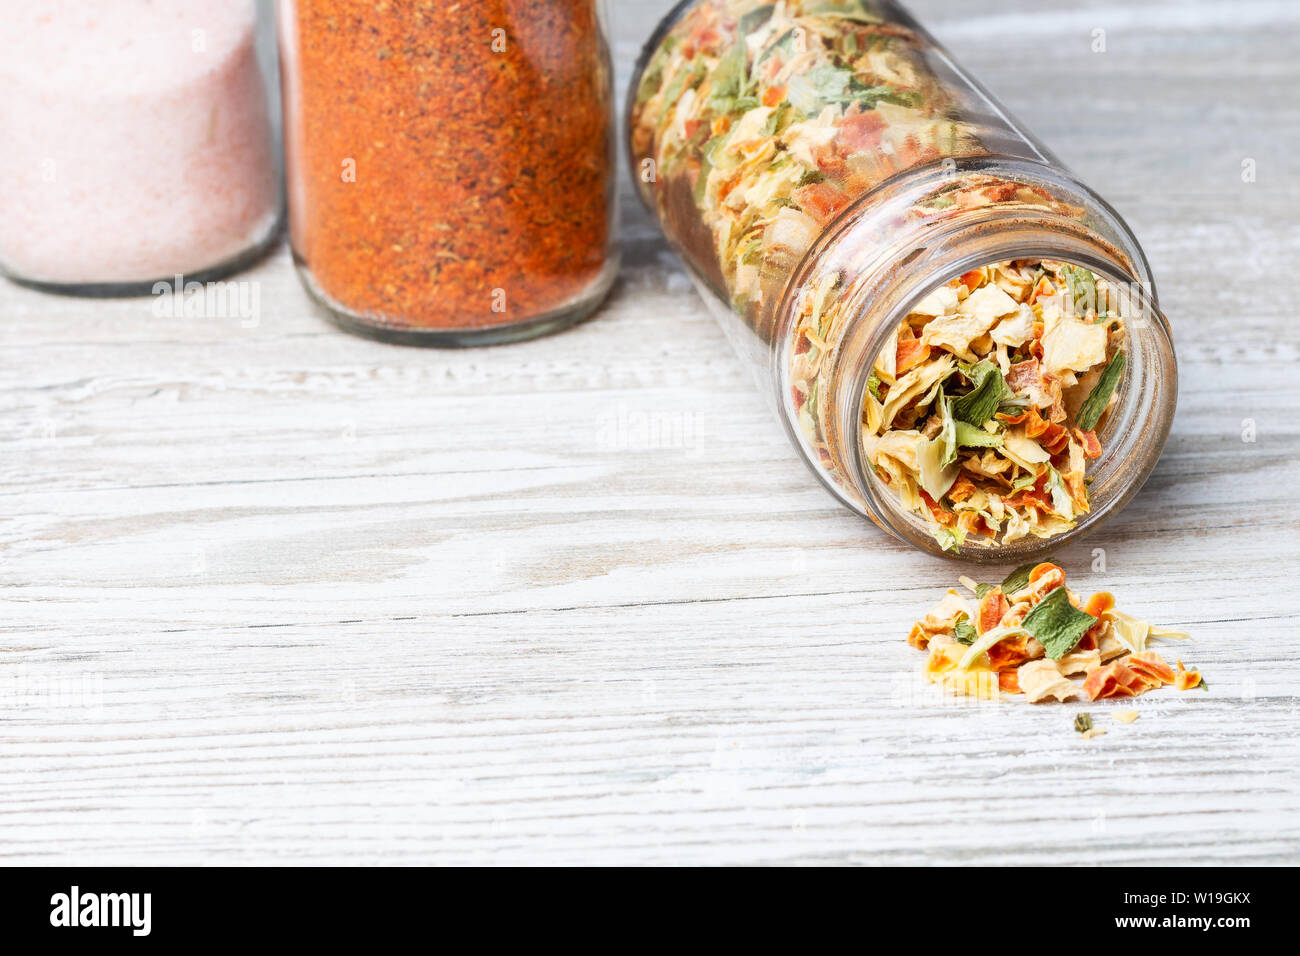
629,0,1177,562
278,0,619,345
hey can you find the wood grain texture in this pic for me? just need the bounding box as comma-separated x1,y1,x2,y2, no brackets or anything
1,0,1298,865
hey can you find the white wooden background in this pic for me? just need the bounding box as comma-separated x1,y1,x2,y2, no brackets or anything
2,0,1298,865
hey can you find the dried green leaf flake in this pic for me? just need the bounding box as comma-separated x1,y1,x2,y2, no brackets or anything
951,361,1008,426
1022,587,1098,660
1075,350,1126,432
661,60,706,108
953,613,977,645
932,525,965,553
1061,265,1099,317
1074,713,1093,734
954,420,1003,450
786,63,855,113
867,371,883,402
1009,472,1038,493
1000,560,1051,597
937,391,958,467
706,43,747,113
737,4,775,34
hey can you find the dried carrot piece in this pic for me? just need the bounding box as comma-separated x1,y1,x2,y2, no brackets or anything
1174,661,1203,690
1029,562,1063,584
977,588,1009,634
985,632,1038,672
1084,661,1146,701
896,337,931,374
1074,428,1103,459
948,475,977,502
1127,651,1177,687
907,622,931,650
1083,592,1115,617
1027,563,1065,598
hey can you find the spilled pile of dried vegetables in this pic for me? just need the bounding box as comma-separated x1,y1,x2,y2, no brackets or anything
908,562,1204,702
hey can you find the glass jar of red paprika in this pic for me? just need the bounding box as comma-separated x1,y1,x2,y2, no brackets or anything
629,0,1177,562
278,0,619,345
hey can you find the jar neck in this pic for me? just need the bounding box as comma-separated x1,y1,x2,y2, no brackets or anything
775,157,1176,560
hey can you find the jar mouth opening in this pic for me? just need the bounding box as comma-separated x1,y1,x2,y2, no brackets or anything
846,246,1176,564
768,157,1177,561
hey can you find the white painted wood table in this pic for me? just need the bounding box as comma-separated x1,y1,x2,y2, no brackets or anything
3,0,1298,866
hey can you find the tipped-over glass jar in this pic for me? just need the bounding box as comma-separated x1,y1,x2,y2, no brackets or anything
629,0,1176,561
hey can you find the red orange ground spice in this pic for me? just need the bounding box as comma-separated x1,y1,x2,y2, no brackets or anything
283,0,614,334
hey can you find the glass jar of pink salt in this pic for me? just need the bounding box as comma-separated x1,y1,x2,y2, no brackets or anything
0,0,282,295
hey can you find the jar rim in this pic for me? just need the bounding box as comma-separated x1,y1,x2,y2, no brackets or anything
850,248,1175,563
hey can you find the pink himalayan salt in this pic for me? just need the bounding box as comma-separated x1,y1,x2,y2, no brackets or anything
0,0,280,286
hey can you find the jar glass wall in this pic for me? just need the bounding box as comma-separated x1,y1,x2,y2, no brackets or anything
278,0,620,346
0,0,283,295
628,0,1176,560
